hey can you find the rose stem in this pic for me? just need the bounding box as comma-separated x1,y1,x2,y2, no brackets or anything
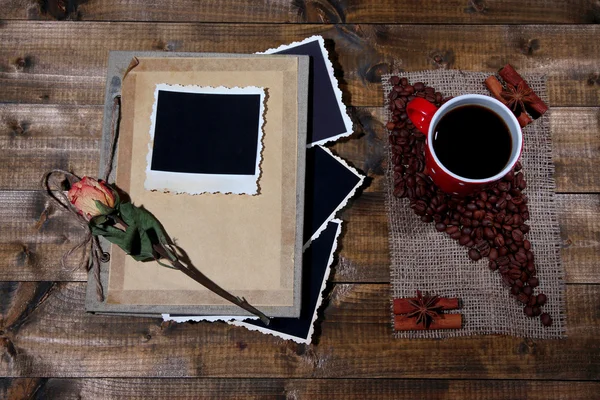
152,244,270,325
393,297,460,314
498,64,549,118
484,76,532,127
394,313,463,331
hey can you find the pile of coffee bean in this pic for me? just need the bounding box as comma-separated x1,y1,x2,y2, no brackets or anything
387,76,552,327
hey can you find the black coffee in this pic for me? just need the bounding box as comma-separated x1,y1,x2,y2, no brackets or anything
432,105,512,179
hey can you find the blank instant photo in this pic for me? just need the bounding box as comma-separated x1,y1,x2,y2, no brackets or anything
145,85,265,195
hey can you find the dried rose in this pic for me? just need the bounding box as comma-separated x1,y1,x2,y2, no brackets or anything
67,177,116,221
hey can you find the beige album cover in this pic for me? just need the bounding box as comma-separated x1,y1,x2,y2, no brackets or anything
86,52,308,318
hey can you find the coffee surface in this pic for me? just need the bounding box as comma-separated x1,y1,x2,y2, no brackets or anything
432,105,512,179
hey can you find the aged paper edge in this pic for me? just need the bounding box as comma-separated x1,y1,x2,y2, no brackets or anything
161,314,259,323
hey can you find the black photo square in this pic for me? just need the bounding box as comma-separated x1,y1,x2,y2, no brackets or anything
150,90,261,175
145,85,265,195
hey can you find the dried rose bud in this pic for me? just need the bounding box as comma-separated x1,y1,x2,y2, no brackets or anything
67,177,116,221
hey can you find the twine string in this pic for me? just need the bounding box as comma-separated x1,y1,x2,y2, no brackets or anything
41,96,121,301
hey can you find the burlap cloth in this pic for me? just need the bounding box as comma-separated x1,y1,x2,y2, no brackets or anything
383,71,566,339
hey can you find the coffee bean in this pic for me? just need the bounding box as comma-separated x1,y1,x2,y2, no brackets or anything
450,231,462,240
489,248,498,261
400,77,408,86
475,227,484,240
498,182,509,192
511,285,521,295
528,295,537,307
537,293,547,306
497,256,510,266
484,227,495,240
524,306,534,317
526,250,534,262
509,269,522,280
514,279,523,288
489,260,498,271
446,225,459,234
512,229,524,242
540,313,552,326
393,186,407,198
517,293,529,304
468,248,481,261
527,277,539,288
494,234,505,247
459,234,471,246
532,306,541,317
435,222,447,232
522,286,533,296
414,82,425,91
475,240,490,257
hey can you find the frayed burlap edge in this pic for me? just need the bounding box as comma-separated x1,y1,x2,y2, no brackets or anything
383,71,566,339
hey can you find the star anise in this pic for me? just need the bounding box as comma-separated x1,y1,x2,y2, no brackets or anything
406,290,444,329
501,81,534,116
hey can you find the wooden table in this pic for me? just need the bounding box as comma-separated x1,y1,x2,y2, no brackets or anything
1,1,599,398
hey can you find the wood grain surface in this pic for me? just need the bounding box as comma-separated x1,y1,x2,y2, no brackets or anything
0,282,598,378
2,377,600,400
1,1,599,398
3,0,600,24
1,23,599,107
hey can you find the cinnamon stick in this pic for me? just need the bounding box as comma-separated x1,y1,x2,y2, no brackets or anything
393,297,460,315
499,64,549,118
394,313,463,331
484,76,532,128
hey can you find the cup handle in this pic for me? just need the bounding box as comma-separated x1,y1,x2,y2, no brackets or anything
406,98,438,136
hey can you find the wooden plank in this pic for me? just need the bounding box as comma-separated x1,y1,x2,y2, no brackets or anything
0,282,598,379
0,104,102,190
3,0,599,24
551,108,600,192
338,193,600,283
1,105,598,193
0,191,596,283
339,107,600,193
1,23,599,106
2,377,600,400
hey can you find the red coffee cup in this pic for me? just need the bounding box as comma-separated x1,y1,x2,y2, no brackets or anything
406,94,523,196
